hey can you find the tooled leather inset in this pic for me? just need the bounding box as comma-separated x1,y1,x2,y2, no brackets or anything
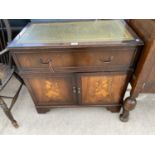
16,20,134,44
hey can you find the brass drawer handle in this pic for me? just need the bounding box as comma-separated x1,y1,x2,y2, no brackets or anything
40,58,54,72
99,56,114,63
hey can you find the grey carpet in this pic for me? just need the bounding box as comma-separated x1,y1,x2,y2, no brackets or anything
0,76,155,135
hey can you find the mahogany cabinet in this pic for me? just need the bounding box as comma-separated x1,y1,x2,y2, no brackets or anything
8,20,143,121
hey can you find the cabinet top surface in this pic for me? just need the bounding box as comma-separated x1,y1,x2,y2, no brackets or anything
8,20,143,48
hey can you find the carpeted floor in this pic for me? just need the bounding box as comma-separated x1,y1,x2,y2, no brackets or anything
0,76,155,135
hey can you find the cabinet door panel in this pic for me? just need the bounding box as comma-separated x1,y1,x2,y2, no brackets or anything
79,73,128,105
25,74,76,106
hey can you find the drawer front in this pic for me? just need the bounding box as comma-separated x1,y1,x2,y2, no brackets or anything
24,74,77,106
78,72,128,105
13,47,136,72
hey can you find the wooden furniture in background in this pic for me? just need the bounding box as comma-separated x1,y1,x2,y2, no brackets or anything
0,19,23,128
8,20,143,121
120,20,155,122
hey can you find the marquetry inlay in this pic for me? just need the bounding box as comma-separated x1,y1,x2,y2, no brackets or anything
94,78,112,98
45,80,60,99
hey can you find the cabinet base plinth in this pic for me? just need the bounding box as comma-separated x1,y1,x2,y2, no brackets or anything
36,108,50,114
106,106,121,113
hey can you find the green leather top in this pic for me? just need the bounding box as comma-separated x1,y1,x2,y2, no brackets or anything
15,20,134,44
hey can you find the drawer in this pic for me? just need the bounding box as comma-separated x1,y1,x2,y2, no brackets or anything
13,47,136,72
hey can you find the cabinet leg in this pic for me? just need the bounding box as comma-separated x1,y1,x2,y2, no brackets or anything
36,108,50,114
119,97,137,122
106,106,121,113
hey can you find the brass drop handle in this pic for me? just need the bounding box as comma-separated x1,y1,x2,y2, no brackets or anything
99,56,114,63
40,58,54,72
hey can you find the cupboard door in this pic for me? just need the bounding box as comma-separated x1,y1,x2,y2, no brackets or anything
78,72,128,105
24,74,77,106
